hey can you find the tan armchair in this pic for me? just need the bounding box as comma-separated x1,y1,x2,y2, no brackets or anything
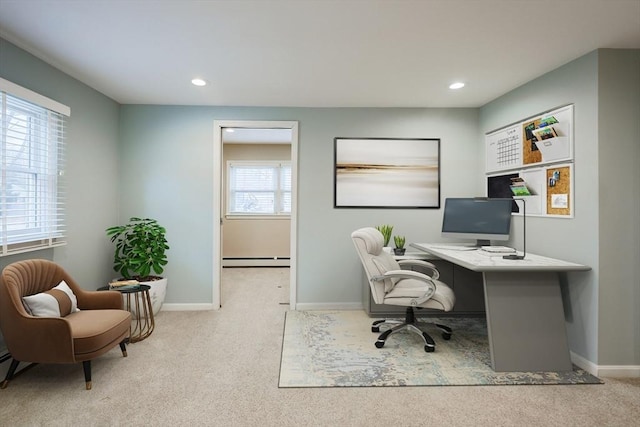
0,259,131,390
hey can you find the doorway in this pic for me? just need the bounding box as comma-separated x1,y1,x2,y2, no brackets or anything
213,120,298,310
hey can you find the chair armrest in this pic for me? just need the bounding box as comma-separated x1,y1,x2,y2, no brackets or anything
372,270,437,305
397,259,440,280
76,289,123,310
3,316,74,363
371,269,437,291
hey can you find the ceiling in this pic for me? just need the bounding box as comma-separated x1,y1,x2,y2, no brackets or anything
0,0,639,108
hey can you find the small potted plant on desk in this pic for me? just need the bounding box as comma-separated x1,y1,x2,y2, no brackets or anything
375,224,394,253
393,235,406,256
106,217,169,315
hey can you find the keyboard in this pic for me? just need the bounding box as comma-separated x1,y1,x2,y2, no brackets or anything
480,246,516,253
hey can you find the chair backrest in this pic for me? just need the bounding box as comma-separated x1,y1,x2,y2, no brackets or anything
0,259,75,330
351,227,402,305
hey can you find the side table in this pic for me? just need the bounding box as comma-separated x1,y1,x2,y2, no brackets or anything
99,284,155,343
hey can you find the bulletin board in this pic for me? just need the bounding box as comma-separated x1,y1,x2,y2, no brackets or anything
487,163,573,217
486,104,574,173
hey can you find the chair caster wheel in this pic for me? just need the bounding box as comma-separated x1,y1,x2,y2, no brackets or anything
424,345,435,353
442,332,452,340
375,341,385,349
371,326,380,333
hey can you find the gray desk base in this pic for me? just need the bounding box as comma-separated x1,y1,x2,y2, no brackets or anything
484,271,572,372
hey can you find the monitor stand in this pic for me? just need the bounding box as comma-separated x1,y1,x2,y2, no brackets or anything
476,239,491,247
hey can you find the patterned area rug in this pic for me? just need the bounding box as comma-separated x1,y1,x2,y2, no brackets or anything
279,310,602,387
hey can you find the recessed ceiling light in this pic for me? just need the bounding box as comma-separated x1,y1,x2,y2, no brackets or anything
191,78,207,87
449,82,465,90
225,128,235,133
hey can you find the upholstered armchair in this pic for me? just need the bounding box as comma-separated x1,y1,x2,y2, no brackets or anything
0,259,131,390
351,227,456,352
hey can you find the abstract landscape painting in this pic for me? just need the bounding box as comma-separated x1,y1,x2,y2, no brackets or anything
334,137,440,208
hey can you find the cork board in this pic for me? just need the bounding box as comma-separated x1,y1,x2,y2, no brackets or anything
546,165,571,215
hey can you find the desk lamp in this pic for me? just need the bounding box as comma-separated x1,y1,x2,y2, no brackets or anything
504,197,526,260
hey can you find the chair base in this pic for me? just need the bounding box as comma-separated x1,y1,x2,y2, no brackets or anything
371,306,452,352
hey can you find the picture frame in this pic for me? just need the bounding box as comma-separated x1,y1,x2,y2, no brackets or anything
334,137,440,209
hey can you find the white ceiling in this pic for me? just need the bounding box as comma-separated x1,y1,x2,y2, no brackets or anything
0,0,639,108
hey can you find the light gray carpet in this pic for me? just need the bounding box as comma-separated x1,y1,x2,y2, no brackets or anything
1,267,638,426
280,310,602,387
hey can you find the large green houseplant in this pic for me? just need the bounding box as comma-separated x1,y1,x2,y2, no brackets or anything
106,217,169,280
106,217,169,315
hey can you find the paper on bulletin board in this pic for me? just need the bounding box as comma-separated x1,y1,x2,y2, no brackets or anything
551,194,568,208
546,165,572,216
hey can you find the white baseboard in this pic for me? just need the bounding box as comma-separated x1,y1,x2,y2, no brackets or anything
595,365,640,378
159,302,363,312
571,351,640,378
222,258,290,267
294,302,363,311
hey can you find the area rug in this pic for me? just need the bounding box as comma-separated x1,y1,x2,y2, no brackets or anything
279,310,602,387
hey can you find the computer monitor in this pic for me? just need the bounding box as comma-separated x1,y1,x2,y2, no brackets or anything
441,198,513,246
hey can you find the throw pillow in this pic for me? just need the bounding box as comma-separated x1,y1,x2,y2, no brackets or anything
22,280,79,317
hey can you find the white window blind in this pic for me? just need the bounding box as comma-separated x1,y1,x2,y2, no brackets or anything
0,78,68,256
227,161,291,216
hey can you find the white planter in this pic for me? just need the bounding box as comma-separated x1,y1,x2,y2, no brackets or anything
139,277,168,316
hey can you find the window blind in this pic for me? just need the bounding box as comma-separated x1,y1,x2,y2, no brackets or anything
227,161,291,215
0,78,68,255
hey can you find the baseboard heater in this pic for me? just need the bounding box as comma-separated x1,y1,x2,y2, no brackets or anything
222,257,290,267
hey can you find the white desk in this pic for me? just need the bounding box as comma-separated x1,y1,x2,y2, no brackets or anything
411,243,591,372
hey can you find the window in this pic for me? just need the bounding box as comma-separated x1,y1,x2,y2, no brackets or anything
227,161,291,216
0,78,68,255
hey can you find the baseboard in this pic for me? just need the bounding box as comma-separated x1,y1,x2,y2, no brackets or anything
160,303,217,311
595,365,640,378
222,258,290,267
571,351,640,378
160,302,362,311
294,302,363,311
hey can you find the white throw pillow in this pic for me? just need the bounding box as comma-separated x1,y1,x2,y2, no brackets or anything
22,280,79,317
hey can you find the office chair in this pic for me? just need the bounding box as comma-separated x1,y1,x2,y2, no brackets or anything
0,259,132,390
351,227,456,352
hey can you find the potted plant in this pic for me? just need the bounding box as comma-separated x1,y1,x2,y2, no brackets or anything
106,217,169,315
393,235,406,256
375,225,393,247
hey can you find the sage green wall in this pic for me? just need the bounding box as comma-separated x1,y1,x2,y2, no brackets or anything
0,38,120,286
0,38,121,355
597,49,640,366
118,106,480,307
480,49,640,367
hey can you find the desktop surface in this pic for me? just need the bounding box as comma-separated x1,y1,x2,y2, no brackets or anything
411,243,591,272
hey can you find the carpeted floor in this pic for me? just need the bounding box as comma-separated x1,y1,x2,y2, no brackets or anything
279,310,602,387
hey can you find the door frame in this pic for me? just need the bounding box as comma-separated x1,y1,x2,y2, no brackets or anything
212,120,298,309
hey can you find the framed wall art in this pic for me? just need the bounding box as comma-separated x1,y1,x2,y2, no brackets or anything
334,137,440,209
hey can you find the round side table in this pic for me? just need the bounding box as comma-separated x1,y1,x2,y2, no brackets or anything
99,284,155,343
